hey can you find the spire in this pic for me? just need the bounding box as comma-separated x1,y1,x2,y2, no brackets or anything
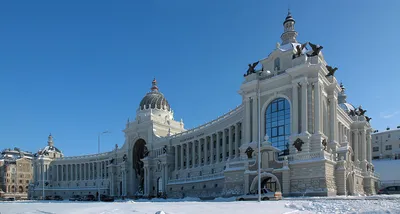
47,133,54,147
281,10,298,45
151,78,159,92
338,82,347,104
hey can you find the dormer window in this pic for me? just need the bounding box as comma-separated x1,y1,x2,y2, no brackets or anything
274,58,280,71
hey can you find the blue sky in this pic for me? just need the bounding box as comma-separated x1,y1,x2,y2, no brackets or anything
0,1,399,156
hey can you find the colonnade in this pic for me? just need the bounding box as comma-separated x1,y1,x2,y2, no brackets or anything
51,160,109,182
173,122,242,171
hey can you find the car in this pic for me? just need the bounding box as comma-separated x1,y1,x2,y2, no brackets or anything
100,195,114,202
378,186,400,194
45,196,54,200
69,195,81,201
54,195,63,201
81,194,96,201
236,188,282,201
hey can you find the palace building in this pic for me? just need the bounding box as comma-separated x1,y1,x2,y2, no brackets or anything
31,12,379,199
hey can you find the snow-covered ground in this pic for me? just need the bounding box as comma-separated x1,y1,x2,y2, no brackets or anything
1,195,400,214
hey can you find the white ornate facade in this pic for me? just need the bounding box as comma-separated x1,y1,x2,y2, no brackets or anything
31,12,379,199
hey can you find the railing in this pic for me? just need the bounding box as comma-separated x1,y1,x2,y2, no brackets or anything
168,105,243,139
168,172,224,185
59,151,114,160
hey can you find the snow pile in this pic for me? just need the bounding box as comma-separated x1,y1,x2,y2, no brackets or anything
155,211,166,214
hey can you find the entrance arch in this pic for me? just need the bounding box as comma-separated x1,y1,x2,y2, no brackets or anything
249,173,281,193
132,139,148,194
157,177,163,194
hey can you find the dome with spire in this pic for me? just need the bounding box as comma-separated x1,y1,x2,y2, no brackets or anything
139,78,171,111
338,82,356,113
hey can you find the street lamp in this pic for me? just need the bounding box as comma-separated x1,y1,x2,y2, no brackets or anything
97,130,110,201
257,73,262,202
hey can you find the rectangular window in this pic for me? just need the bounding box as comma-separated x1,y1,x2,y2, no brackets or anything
386,145,392,150
373,147,379,152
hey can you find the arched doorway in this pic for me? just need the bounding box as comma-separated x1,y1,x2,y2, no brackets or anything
132,139,148,194
18,186,23,193
157,177,163,196
120,181,123,196
265,98,290,156
249,173,282,193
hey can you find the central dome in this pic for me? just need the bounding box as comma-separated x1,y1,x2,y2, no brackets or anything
139,79,171,111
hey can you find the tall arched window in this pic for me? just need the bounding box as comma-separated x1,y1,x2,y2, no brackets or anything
265,98,290,155
274,58,280,71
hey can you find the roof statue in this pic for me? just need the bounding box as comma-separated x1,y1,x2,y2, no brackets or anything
365,116,372,122
325,65,338,77
358,106,367,116
306,42,323,57
293,42,308,59
244,61,259,77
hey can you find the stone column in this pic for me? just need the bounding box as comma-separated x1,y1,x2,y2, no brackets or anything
175,146,178,171
186,143,190,169
354,130,359,164
180,144,184,170
367,132,372,162
301,80,308,133
203,137,208,165
329,93,338,143
192,142,195,168
211,135,215,164
198,140,202,166
235,123,239,159
56,165,58,182
245,98,251,144
228,126,233,159
222,129,227,161
216,132,221,163
292,82,299,134
361,130,366,162
252,96,258,142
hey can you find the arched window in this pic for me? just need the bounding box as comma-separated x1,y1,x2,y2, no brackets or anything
274,58,280,71
157,177,163,193
265,98,290,155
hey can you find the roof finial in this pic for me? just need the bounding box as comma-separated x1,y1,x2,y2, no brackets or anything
151,78,159,92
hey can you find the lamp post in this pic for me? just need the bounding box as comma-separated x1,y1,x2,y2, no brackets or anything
257,74,261,202
97,130,110,201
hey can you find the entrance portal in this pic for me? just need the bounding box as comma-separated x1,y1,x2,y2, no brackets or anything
132,139,148,194
249,172,282,193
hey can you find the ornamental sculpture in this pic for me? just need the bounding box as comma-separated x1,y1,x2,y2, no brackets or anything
245,146,254,159
306,42,323,57
321,139,327,151
293,138,304,152
244,61,259,77
293,42,308,59
325,65,338,77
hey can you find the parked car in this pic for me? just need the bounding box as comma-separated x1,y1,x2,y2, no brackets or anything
236,188,282,201
100,195,114,202
81,194,96,201
54,195,63,201
45,196,54,200
69,195,81,201
378,186,400,194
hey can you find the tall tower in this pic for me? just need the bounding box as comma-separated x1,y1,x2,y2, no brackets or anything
281,10,298,45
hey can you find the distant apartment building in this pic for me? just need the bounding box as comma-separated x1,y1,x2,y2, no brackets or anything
0,148,34,199
371,126,400,160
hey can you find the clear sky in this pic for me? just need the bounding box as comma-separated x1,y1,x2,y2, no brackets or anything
1,1,399,156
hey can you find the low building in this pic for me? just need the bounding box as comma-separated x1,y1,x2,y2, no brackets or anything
371,127,400,160
0,148,34,199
